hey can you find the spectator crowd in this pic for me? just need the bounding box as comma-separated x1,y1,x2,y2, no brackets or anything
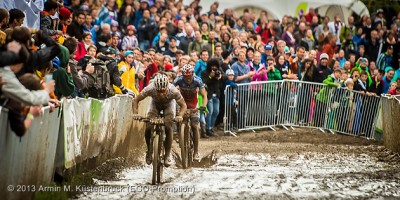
1,0,400,137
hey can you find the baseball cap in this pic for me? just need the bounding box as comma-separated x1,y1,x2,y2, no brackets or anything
377,9,384,13
385,66,394,73
124,50,134,57
226,69,235,75
284,46,290,54
104,47,117,55
170,36,178,41
264,44,272,50
320,53,329,60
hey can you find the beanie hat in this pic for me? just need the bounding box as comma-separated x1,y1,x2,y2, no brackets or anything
59,7,72,19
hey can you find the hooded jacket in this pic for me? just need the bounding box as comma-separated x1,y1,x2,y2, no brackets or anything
53,45,75,98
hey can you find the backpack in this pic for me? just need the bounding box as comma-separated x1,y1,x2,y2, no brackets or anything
89,59,113,98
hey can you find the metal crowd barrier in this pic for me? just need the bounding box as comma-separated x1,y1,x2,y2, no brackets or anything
324,88,381,138
224,81,283,135
223,80,382,139
277,80,328,131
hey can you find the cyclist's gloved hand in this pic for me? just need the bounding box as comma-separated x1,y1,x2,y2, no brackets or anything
132,114,141,120
175,116,183,123
199,106,207,112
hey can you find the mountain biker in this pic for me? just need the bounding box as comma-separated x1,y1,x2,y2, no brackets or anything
173,64,208,161
132,73,187,167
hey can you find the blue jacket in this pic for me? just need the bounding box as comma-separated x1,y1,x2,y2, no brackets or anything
194,59,207,78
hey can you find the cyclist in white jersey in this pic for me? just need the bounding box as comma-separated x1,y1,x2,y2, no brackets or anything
133,73,187,167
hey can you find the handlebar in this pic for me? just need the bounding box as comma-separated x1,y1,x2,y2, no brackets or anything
133,116,180,124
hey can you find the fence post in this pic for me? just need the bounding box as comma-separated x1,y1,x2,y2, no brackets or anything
381,95,400,153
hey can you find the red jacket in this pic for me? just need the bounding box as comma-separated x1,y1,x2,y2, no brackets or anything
139,62,159,91
75,42,87,61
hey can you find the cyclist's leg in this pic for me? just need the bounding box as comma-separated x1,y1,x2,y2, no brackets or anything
163,102,176,165
190,112,200,156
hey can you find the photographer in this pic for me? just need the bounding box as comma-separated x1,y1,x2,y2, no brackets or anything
201,58,223,137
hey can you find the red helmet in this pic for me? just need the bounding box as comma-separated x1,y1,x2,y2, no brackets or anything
181,64,194,76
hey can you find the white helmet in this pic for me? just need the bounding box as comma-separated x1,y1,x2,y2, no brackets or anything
154,73,169,90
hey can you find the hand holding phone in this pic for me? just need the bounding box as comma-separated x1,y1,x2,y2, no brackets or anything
45,73,53,84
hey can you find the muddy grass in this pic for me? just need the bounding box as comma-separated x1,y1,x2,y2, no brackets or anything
75,128,400,199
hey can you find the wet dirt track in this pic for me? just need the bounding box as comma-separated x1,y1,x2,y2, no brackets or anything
76,128,400,199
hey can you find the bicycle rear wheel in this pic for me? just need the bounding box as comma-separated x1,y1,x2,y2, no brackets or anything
180,123,187,169
152,134,159,185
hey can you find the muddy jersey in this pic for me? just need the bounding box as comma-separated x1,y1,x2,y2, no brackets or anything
141,83,183,108
173,75,205,109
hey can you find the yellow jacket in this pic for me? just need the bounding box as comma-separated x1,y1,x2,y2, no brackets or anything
113,61,139,95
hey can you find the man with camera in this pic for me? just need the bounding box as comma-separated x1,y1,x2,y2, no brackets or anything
201,58,223,137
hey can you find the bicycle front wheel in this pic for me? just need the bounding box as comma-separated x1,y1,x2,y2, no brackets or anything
180,123,187,169
185,124,193,168
152,133,159,185
157,132,164,184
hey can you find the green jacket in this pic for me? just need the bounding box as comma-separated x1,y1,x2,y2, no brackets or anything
53,67,75,98
354,62,373,87
317,75,338,103
265,68,282,94
54,45,75,98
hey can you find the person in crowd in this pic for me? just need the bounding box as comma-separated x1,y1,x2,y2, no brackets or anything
114,50,139,95
222,69,238,132
164,36,179,65
67,11,86,41
231,50,255,129
194,50,209,77
313,53,332,83
382,67,395,94
188,30,204,55
118,5,135,35
76,32,94,61
138,9,156,50
40,1,63,36
376,45,393,71
121,25,138,51
201,58,222,137
8,9,25,30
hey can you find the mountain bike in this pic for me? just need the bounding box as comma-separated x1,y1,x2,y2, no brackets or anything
135,113,166,185
179,108,198,169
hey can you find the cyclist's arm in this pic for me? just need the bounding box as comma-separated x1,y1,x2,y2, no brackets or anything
176,97,187,117
199,87,208,107
132,92,146,114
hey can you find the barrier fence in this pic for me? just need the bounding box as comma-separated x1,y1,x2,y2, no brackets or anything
0,95,147,200
224,80,383,139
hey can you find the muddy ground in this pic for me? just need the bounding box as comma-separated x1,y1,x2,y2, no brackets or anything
77,128,400,199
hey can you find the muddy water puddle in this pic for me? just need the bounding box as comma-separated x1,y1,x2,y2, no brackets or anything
77,149,400,199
